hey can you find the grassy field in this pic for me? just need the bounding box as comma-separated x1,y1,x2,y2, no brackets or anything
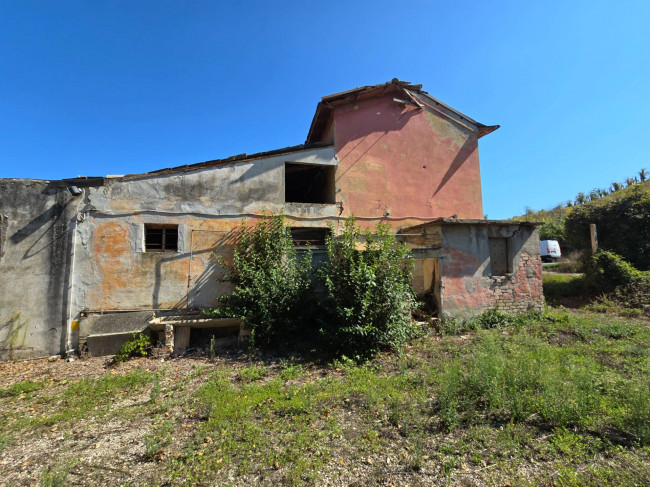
1,309,649,486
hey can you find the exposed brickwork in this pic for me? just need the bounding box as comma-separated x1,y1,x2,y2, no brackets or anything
488,252,544,313
440,250,544,319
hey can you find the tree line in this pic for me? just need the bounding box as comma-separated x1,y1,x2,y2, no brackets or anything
568,168,647,206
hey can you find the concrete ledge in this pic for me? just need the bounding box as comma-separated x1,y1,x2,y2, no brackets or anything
86,332,138,357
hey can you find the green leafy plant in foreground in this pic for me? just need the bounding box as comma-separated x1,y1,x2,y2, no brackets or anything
208,215,420,360
114,332,153,364
210,213,313,348
318,217,420,360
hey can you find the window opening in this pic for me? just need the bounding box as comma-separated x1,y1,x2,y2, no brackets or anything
145,224,178,252
290,227,330,246
285,163,335,204
489,237,512,276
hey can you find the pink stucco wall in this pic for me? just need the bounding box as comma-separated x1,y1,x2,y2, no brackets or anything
440,249,544,319
435,224,544,319
332,95,484,229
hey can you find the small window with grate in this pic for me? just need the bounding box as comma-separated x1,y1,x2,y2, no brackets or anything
290,227,330,247
145,224,178,252
489,237,512,276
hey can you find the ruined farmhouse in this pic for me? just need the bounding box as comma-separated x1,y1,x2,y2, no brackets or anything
0,80,543,360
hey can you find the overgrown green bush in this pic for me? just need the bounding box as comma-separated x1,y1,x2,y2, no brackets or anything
583,250,640,292
539,220,566,243
114,332,153,364
318,218,419,360
609,277,650,310
211,214,313,347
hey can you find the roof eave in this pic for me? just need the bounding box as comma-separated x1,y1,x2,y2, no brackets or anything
307,79,500,143
478,124,500,138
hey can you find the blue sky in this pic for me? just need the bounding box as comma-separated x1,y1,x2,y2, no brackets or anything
1,1,649,218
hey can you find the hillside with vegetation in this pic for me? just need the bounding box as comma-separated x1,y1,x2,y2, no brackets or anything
516,169,650,318
515,170,650,270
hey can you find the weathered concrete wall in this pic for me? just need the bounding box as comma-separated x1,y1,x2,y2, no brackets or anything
438,224,543,319
0,179,78,359
333,94,484,230
71,147,339,326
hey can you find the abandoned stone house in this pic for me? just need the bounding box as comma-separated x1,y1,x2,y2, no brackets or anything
0,79,543,360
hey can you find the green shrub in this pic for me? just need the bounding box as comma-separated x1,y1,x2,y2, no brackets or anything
608,277,650,310
583,301,616,314
211,213,313,348
473,309,518,329
584,250,640,292
442,309,566,336
114,332,153,364
618,308,643,318
318,218,419,360
539,220,566,243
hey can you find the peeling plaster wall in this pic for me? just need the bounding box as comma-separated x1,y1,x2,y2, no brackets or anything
437,224,543,319
72,147,339,320
0,180,77,359
333,95,484,230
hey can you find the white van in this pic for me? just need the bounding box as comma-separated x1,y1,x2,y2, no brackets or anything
540,240,561,262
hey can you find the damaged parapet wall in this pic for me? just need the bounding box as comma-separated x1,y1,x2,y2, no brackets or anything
438,221,543,318
0,179,77,359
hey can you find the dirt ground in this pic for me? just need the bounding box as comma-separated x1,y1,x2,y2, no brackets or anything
1,317,648,487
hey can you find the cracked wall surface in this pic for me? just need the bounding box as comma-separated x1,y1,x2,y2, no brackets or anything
437,224,544,319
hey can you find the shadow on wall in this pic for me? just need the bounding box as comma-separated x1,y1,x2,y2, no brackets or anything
336,103,479,201
9,202,69,259
0,312,29,359
431,136,477,198
335,107,420,184
152,228,239,310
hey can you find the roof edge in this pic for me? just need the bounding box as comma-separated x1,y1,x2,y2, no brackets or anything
120,142,334,181
306,79,499,143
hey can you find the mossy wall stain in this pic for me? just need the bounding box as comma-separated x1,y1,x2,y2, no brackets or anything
0,312,30,359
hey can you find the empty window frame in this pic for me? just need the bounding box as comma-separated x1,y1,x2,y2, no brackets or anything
285,163,335,204
145,224,178,252
290,227,330,246
488,237,512,276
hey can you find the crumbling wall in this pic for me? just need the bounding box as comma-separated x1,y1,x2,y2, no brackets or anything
438,224,543,319
0,179,77,359
72,147,339,320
